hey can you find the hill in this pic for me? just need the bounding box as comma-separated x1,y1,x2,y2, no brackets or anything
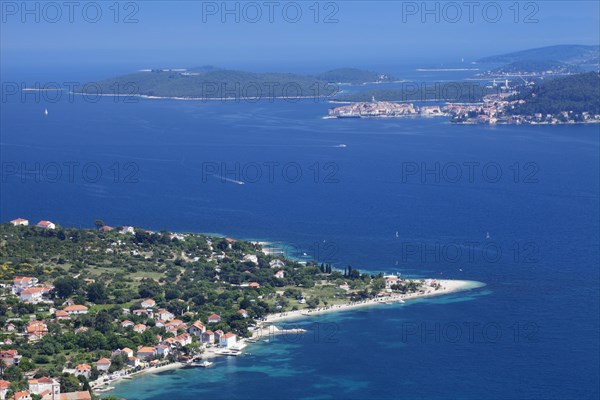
508,72,600,116
477,44,600,65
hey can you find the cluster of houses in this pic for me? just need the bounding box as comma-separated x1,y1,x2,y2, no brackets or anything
10,219,55,230
329,101,419,118
0,373,91,400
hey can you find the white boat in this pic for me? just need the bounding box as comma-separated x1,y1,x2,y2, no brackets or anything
335,144,347,148
399,299,405,304
44,108,48,116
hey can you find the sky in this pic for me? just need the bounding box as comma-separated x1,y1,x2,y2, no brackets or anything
1,0,599,74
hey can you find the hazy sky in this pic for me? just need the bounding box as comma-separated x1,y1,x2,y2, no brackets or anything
1,0,599,72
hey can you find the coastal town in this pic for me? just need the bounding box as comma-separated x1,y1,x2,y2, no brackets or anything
0,218,475,400
327,96,600,125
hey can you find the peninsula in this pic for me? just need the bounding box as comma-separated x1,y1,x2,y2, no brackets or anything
0,219,481,399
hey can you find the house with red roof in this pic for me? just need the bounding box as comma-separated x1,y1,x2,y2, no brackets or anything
36,220,56,230
136,347,156,361
74,364,91,378
207,313,221,324
14,391,32,400
96,358,111,372
0,349,22,368
213,329,224,342
188,321,205,337
238,309,249,318
12,276,38,294
57,391,92,400
219,332,237,348
19,287,45,303
10,218,29,226
55,310,70,321
63,305,88,315
141,299,156,309
248,282,261,289
26,321,48,341
0,380,11,400
133,324,147,333
28,377,60,399
99,225,113,232
156,309,174,321
155,344,170,357
201,330,214,345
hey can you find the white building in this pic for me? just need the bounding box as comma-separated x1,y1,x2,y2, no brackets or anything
219,332,237,348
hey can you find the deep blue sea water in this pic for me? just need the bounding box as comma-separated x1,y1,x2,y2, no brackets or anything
1,69,598,399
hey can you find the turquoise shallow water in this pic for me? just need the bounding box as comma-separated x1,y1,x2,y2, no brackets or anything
1,72,598,399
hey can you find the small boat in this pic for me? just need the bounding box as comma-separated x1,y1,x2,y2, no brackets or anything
335,144,347,148
44,108,48,116
186,360,214,368
399,299,405,304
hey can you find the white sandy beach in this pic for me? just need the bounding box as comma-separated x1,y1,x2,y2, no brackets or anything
264,279,484,323
95,279,484,394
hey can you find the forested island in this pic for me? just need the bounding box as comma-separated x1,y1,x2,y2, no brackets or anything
0,220,471,400
76,67,393,100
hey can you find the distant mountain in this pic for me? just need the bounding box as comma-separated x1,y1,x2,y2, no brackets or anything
313,68,395,84
478,45,600,65
508,72,600,115
479,60,582,77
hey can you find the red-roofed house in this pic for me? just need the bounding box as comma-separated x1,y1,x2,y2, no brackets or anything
248,282,261,289
136,347,155,360
133,324,147,333
14,391,32,400
28,377,60,399
26,321,48,341
121,320,134,328
156,309,174,321
19,287,45,303
63,305,88,315
219,332,237,348
0,380,10,400
96,358,111,372
36,220,56,230
58,391,92,400
0,349,22,367
155,344,170,357
10,218,29,226
201,330,214,345
74,364,91,378
207,314,221,324
99,225,113,232
173,333,192,347
141,299,156,309
238,309,249,318
188,321,205,337
55,310,70,321
12,276,38,294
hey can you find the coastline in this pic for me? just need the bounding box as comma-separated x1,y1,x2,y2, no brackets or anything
263,279,484,323
99,278,484,395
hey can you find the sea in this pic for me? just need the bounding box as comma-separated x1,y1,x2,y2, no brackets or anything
1,65,598,400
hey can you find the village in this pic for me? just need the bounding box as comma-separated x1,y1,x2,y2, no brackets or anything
0,217,460,400
327,95,600,125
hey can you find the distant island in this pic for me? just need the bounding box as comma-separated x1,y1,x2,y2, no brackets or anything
476,44,600,66
0,219,478,399
476,44,599,78
77,66,394,100
327,73,600,125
